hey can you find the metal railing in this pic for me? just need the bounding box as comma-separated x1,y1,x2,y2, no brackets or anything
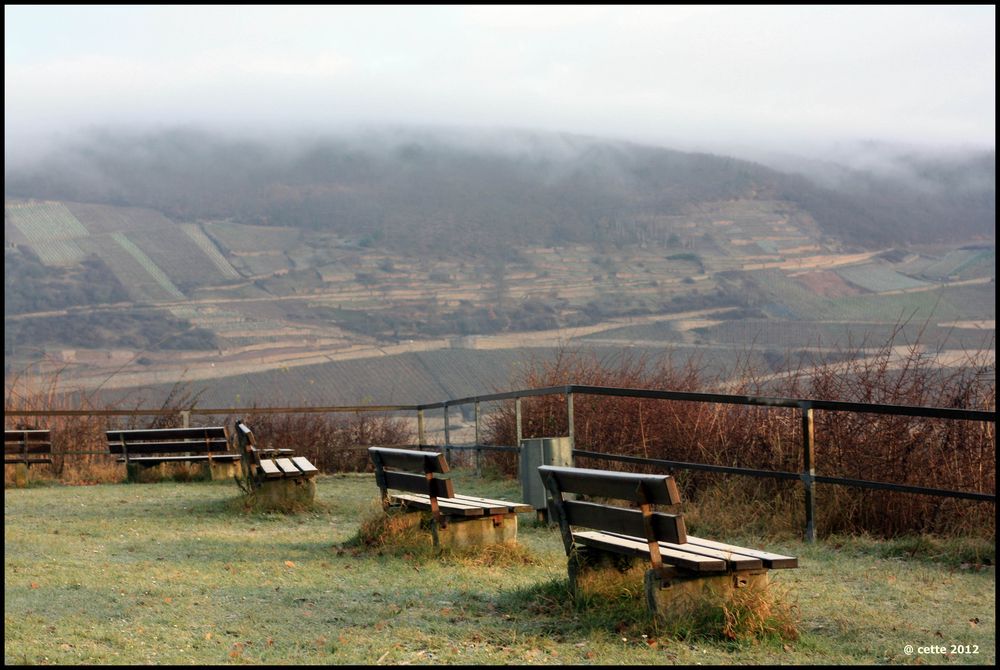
7,384,995,541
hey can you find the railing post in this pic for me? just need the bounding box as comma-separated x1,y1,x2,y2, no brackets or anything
179,410,190,428
444,404,451,464
566,392,575,450
474,400,481,477
417,409,425,446
515,397,522,445
801,405,816,543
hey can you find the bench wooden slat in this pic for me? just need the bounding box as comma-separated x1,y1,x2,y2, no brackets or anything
117,454,241,464
452,493,533,514
573,531,726,573
369,447,449,474
107,439,230,455
258,459,283,478
601,531,763,571
540,465,681,505
5,443,53,455
290,457,319,477
391,493,487,516
383,470,455,499
274,458,301,477
4,457,54,464
564,499,687,545
106,427,228,441
684,536,799,569
5,430,51,442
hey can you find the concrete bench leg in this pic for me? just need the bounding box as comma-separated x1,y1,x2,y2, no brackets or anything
435,513,518,548
644,568,769,625
13,463,29,488
254,476,316,511
567,546,645,598
208,461,239,481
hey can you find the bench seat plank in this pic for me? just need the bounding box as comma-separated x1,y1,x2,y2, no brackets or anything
274,457,301,476
5,456,54,464
258,458,283,478
452,493,533,514
390,493,486,516
601,531,763,571
116,453,241,464
573,530,727,573
290,457,319,477
684,536,799,569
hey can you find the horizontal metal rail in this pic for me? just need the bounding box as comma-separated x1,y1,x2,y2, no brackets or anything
574,449,996,502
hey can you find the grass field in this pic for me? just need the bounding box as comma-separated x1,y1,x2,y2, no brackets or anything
4,473,994,665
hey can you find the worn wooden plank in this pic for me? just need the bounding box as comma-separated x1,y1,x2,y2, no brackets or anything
258,458,283,478
4,430,51,443
391,493,485,516
290,456,319,477
452,493,533,514
274,458,302,477
383,470,455,498
601,531,763,570
107,438,230,455
4,456,54,464
106,427,227,442
539,465,681,505
573,531,726,573
563,500,687,544
5,442,52,455
369,447,449,474
684,536,798,569
119,454,240,463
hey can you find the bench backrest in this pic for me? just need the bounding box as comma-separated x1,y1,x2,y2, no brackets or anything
369,447,454,524
234,420,317,480
5,430,52,460
539,465,686,574
106,427,230,459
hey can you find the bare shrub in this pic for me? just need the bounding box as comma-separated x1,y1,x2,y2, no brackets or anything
483,333,995,538
238,410,412,473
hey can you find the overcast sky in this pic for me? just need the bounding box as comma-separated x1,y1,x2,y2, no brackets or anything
4,5,996,160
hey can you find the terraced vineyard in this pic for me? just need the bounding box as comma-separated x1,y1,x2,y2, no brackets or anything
691,319,995,352
24,238,88,266
6,201,90,242
202,220,302,252
64,202,173,233
179,224,240,278
129,227,239,288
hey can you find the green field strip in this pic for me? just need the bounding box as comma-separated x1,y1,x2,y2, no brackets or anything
950,249,995,278
109,233,186,300
179,224,241,278
27,239,88,267
835,264,932,292
6,201,89,241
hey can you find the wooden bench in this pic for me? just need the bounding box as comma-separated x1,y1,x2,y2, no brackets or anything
5,429,53,487
539,465,798,623
234,420,318,509
369,446,532,548
106,426,241,482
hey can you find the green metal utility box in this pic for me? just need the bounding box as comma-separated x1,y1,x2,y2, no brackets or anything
519,436,573,513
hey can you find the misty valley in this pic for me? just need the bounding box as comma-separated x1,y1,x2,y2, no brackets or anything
3,128,995,407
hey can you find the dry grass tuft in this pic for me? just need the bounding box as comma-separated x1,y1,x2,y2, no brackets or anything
678,580,800,645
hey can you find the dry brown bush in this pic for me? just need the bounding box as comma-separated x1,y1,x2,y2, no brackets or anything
236,410,411,472
483,336,995,538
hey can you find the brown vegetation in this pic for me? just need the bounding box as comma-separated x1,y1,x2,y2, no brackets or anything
483,334,995,538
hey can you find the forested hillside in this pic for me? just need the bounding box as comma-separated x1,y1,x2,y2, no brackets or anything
5,128,994,252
